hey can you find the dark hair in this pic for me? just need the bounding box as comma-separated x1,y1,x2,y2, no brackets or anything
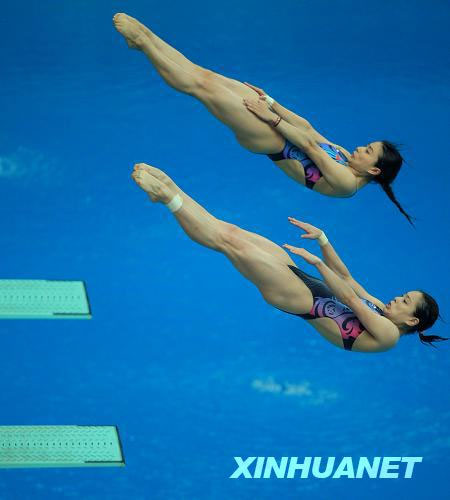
405,291,448,348
372,141,415,226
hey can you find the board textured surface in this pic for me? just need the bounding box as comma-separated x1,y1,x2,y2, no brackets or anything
0,280,92,319
0,426,124,468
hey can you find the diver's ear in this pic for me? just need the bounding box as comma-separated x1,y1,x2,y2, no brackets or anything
405,317,420,328
368,166,381,176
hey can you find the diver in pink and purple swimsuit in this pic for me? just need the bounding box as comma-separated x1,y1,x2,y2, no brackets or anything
131,164,445,354
282,265,383,351
113,14,414,223
280,219,445,351
268,141,349,191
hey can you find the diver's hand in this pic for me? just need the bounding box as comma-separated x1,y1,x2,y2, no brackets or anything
282,245,322,265
287,217,323,240
244,82,267,97
244,82,276,109
243,97,278,124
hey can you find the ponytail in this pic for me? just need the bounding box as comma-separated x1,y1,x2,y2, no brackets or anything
373,141,415,226
379,181,415,226
418,332,449,348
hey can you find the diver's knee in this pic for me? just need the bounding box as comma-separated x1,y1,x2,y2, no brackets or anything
219,223,246,252
195,69,219,93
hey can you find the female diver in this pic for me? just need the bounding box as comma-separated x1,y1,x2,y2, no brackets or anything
130,163,445,353
114,13,413,223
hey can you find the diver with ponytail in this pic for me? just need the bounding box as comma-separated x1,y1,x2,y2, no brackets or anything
130,162,447,354
113,14,415,214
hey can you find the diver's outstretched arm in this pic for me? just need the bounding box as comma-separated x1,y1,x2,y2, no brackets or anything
287,217,385,309
244,82,343,147
283,244,358,305
272,101,313,131
283,245,398,350
244,98,356,194
243,83,312,130
270,101,341,147
243,97,315,150
286,218,351,278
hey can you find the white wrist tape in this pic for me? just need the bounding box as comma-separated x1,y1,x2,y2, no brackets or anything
317,231,329,246
166,194,183,213
264,94,275,109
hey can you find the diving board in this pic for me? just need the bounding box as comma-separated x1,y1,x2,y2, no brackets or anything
0,280,91,319
0,426,124,468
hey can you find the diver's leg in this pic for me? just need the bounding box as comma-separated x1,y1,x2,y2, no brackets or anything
113,14,284,153
136,164,293,260
124,14,254,95
123,14,202,73
132,165,311,312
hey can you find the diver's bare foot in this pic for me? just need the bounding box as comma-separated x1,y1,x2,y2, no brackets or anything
120,13,155,41
131,164,174,203
132,164,178,193
113,13,146,49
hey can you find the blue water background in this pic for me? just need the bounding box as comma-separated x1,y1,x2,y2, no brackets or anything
0,0,449,498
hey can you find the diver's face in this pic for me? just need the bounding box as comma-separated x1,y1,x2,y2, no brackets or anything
349,141,383,176
383,290,423,330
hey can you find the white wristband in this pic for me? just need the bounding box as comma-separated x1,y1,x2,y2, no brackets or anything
166,194,183,213
317,231,329,246
264,94,275,109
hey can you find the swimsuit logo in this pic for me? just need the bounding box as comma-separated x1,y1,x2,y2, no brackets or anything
324,301,337,317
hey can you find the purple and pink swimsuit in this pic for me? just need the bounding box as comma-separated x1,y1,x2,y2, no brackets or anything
267,141,348,189
283,266,384,351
